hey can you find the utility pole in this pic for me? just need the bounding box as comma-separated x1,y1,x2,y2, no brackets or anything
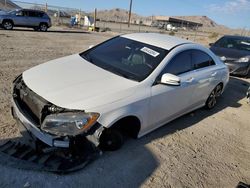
94,8,97,31
128,0,133,27
45,2,48,12
5,0,7,9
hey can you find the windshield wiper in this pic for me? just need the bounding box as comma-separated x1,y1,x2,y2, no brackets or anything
109,68,139,81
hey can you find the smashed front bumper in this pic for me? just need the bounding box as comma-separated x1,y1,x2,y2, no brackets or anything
12,98,104,149
11,76,104,149
225,62,250,76
12,98,70,148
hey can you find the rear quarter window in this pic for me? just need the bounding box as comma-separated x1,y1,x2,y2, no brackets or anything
191,50,215,70
28,11,44,17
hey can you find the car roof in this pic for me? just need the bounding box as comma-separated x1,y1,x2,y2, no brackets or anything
222,35,250,40
19,9,45,13
122,33,192,50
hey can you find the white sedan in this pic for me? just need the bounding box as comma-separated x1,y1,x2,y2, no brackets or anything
12,33,229,151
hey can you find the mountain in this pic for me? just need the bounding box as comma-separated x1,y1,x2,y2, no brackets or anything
172,16,218,27
0,0,21,10
96,8,144,22
94,8,230,30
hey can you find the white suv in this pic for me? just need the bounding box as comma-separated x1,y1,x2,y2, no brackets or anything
12,33,229,151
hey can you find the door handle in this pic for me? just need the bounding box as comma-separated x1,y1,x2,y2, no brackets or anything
186,77,194,83
211,72,217,76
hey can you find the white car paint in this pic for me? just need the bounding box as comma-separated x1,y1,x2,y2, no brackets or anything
22,33,229,138
23,54,139,110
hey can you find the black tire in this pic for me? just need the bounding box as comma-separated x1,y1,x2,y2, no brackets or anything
99,129,124,151
2,20,13,30
205,84,223,109
39,23,48,32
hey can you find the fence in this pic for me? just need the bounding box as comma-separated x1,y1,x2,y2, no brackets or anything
11,1,88,26
1,0,249,40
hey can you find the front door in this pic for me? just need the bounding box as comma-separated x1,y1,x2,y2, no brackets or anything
148,50,198,131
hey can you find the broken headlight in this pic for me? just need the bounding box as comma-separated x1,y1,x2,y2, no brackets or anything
41,112,99,136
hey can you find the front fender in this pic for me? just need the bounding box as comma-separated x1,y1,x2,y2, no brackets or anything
98,102,146,129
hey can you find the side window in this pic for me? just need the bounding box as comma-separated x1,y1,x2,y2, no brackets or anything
29,11,38,17
28,11,43,17
214,37,226,47
163,50,192,75
22,11,29,17
192,50,215,70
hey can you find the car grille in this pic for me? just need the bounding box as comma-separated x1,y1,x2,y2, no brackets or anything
13,79,49,126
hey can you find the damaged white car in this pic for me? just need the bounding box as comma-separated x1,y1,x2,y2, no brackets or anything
12,33,229,153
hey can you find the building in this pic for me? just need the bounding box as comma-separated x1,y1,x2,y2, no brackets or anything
152,16,202,29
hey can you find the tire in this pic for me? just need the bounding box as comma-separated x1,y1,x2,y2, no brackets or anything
39,23,48,32
205,84,223,109
2,20,13,30
99,129,124,151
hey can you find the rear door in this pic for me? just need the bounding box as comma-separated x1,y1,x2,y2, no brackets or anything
26,11,43,27
190,49,218,104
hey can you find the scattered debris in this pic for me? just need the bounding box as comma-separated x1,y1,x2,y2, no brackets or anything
0,139,101,173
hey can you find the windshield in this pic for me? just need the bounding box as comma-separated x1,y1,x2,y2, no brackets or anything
80,37,168,82
7,10,19,15
215,37,250,52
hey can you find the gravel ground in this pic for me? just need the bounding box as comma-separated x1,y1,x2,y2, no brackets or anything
0,28,249,188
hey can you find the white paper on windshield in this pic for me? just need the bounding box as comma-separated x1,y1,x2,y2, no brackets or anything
140,47,160,57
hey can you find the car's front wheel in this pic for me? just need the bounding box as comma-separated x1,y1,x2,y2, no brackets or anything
99,129,124,151
39,23,48,32
2,20,13,30
205,84,223,109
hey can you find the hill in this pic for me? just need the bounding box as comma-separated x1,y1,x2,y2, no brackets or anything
94,8,231,30
0,0,21,10
96,8,144,22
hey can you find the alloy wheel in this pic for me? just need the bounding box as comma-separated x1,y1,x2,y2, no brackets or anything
3,21,13,30
206,84,222,109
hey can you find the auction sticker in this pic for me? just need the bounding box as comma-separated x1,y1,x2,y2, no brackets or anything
140,47,160,57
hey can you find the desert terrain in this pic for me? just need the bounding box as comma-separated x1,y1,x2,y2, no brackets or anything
0,28,250,187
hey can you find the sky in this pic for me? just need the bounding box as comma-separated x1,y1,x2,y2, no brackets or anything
17,0,250,29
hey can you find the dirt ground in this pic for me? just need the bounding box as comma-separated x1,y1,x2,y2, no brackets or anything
0,27,250,188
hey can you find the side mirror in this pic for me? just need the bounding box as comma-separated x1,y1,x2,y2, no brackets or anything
209,43,214,47
88,45,94,49
160,73,181,86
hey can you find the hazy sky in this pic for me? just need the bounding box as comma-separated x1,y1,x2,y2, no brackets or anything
18,0,250,29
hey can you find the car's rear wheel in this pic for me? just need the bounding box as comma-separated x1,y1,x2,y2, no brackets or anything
2,20,13,30
39,23,48,32
99,129,124,151
205,84,223,109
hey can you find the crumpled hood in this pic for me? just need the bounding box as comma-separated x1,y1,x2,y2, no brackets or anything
23,54,138,110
